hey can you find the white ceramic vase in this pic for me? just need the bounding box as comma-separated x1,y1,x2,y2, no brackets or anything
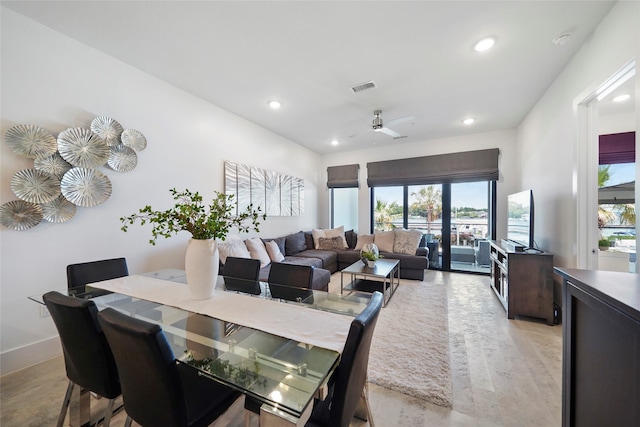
185,238,219,300
367,260,376,268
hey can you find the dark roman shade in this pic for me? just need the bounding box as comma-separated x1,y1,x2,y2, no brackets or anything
367,148,499,187
327,164,359,188
599,132,635,165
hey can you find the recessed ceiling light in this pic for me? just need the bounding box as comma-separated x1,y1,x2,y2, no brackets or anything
462,117,475,125
474,37,495,52
268,100,281,109
331,139,339,146
613,94,631,103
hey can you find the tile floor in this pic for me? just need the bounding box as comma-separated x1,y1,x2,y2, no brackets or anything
0,270,562,426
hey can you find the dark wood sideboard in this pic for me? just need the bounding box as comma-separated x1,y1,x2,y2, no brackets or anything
555,268,640,427
489,240,554,325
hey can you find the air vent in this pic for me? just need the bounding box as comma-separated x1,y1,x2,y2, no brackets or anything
351,81,376,93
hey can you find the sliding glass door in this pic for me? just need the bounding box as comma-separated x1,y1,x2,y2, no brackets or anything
450,182,491,273
371,181,494,274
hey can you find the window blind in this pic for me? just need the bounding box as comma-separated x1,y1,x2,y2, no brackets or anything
599,132,635,165
327,164,360,188
366,148,499,186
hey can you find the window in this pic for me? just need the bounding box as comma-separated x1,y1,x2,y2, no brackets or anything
331,187,358,230
372,186,403,231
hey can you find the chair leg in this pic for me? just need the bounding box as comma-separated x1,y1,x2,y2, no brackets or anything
56,381,74,427
354,382,375,427
102,398,115,427
244,408,258,427
363,382,375,427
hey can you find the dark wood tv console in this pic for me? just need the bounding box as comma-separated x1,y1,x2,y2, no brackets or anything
489,240,554,325
555,268,640,427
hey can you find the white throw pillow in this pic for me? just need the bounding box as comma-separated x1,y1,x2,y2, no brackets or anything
354,234,374,250
265,240,285,262
325,225,348,248
393,229,423,255
312,228,327,249
245,237,271,268
374,230,395,253
217,235,251,264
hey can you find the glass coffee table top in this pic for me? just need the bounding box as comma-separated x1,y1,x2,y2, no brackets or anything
340,259,399,307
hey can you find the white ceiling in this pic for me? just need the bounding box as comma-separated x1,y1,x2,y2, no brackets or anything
3,1,621,154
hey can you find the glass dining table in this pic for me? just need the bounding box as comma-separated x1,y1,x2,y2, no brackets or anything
31,269,372,427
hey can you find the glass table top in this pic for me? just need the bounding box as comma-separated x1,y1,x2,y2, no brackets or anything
30,269,372,419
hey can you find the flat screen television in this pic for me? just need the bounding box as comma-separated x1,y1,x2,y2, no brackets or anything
507,190,534,248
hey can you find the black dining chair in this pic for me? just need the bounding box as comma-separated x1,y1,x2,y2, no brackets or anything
43,291,121,427
223,256,261,295
97,308,241,427
267,262,315,302
244,291,383,427
305,290,383,427
66,257,129,294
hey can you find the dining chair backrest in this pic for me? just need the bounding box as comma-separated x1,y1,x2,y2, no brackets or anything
97,307,188,426
327,291,383,426
43,291,121,400
223,256,261,294
267,262,314,302
66,257,128,292
98,308,241,427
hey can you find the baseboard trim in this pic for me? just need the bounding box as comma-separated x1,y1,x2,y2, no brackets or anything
0,336,61,376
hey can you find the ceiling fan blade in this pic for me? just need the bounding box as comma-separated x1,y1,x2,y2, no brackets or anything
349,127,373,138
385,115,415,127
377,127,403,138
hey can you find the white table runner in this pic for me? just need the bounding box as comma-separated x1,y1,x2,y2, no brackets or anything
90,275,352,353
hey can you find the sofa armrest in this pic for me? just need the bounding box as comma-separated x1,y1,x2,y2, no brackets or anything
416,247,429,257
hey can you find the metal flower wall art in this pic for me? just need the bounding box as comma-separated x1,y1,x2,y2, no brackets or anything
1,116,147,230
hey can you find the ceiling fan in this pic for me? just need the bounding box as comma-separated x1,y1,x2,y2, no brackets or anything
367,110,415,139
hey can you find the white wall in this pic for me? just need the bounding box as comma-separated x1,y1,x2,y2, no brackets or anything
321,129,519,238
599,112,635,134
518,0,639,269
0,8,322,374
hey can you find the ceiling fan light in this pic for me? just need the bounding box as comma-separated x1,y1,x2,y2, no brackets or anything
474,37,495,52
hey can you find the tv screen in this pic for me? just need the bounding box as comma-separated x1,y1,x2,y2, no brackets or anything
507,190,534,248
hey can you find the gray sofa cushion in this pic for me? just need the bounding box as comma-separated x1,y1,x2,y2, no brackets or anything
304,232,315,250
345,229,357,249
285,231,307,255
293,250,338,269
261,236,285,255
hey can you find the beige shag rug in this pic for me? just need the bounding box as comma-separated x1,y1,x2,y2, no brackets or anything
367,279,453,408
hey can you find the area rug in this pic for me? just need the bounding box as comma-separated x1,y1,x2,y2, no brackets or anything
367,278,453,408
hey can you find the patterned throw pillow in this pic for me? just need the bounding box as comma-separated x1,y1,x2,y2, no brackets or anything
318,236,346,251
324,225,348,248
393,229,423,255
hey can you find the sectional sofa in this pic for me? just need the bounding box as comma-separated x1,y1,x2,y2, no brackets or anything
219,228,430,292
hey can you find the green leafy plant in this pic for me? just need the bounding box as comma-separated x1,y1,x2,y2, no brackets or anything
598,238,612,249
120,188,266,245
361,250,380,261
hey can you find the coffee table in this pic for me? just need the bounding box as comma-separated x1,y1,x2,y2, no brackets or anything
340,258,400,307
